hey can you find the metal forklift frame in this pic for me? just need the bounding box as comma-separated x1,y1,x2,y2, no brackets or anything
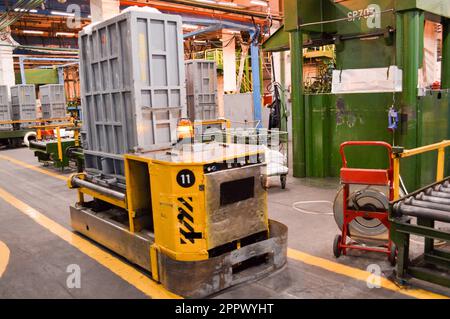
68,144,288,298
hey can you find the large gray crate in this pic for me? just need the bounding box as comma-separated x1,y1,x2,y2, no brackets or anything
0,85,12,130
185,59,217,121
11,84,36,128
79,9,186,179
40,84,67,119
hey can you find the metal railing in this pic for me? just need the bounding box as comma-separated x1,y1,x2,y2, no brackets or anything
32,122,81,161
393,140,450,200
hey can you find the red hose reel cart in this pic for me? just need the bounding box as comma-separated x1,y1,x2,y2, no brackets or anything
333,141,397,265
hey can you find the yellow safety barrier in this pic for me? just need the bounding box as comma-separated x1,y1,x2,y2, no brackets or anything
0,117,71,125
392,140,450,200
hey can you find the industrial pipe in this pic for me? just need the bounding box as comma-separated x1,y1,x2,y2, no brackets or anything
23,131,36,147
120,0,279,21
71,176,126,202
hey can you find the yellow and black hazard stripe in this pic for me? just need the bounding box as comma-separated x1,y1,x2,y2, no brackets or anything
177,197,202,244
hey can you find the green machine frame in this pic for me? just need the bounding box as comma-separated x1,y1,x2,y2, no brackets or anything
0,129,33,147
29,138,80,171
28,124,84,171
267,0,450,190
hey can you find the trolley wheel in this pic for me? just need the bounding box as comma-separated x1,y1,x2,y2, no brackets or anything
261,175,269,190
280,175,287,189
388,243,397,266
333,234,342,258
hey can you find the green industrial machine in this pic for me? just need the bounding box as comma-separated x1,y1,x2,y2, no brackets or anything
27,124,83,171
265,0,450,191
29,138,82,171
0,129,33,148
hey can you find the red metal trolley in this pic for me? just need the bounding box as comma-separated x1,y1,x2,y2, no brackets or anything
333,141,396,265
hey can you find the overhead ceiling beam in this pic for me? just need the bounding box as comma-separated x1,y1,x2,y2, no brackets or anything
120,0,281,23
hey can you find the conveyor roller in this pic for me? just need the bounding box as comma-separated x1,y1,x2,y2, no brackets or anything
393,180,450,223
390,177,450,288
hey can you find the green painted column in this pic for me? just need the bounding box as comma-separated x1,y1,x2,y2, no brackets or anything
289,30,306,177
279,51,288,135
401,11,421,115
442,18,450,89
443,18,450,169
399,10,423,189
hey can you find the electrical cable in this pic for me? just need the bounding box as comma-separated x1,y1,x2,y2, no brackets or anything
292,200,334,216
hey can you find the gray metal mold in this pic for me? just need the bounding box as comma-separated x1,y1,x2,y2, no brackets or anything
10,84,36,128
185,59,217,121
0,85,12,130
79,9,186,178
40,84,67,119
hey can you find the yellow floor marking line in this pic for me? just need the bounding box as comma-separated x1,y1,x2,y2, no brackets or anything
287,248,448,299
0,187,180,299
0,241,10,278
2,154,448,299
0,155,68,181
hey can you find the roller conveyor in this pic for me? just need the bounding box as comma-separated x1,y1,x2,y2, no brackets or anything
390,178,450,288
393,180,450,222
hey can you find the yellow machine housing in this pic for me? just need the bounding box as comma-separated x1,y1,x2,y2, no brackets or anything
69,142,287,297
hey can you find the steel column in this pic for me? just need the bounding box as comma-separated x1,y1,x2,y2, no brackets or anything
399,10,423,189
289,30,305,177
442,18,450,89
279,51,288,134
250,30,262,128
19,56,26,84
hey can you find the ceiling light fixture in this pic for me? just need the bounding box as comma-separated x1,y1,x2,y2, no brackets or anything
217,1,239,7
55,32,76,37
250,0,268,7
23,30,44,34
194,0,216,3
14,8,38,12
50,10,75,17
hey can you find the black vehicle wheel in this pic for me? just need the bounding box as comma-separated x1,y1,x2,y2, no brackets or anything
280,175,287,189
333,234,342,258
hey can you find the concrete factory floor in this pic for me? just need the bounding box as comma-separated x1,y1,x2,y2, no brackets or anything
0,147,449,299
